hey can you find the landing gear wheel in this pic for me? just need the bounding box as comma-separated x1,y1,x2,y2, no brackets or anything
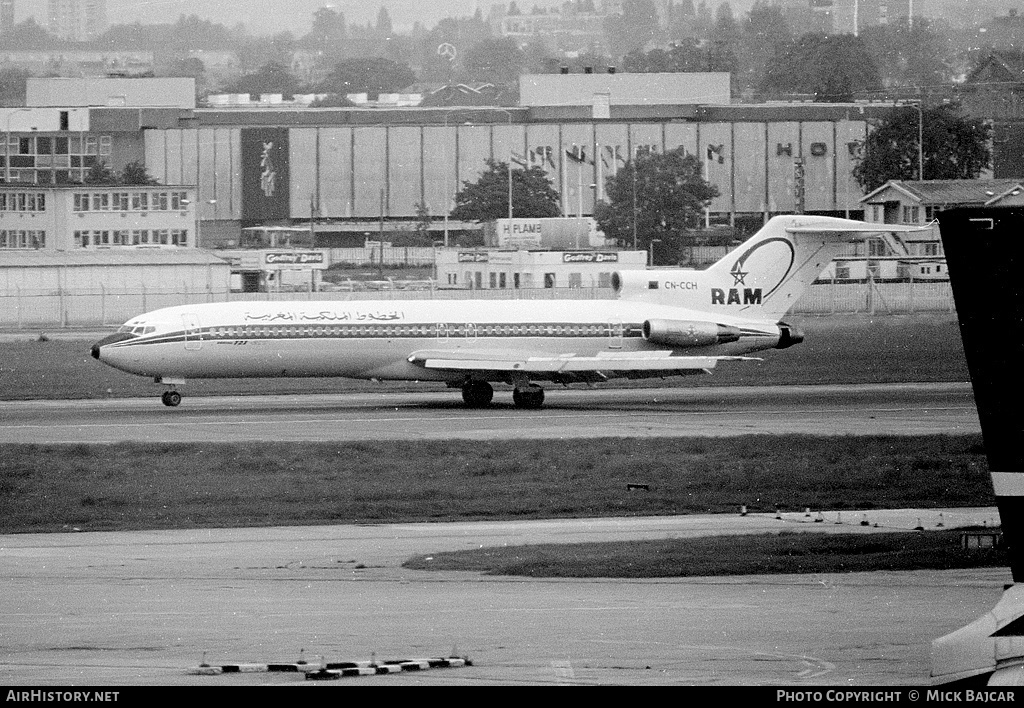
513,386,545,409
161,390,182,407
461,381,494,408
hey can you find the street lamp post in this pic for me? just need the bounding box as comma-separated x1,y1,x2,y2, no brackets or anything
490,108,514,222
916,101,924,181
4,108,32,184
631,159,638,249
649,239,661,267
444,108,516,245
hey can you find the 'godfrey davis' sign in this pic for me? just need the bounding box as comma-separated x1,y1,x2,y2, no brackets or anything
562,252,619,263
264,251,327,268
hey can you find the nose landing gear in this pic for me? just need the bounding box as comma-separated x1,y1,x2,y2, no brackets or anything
161,390,182,407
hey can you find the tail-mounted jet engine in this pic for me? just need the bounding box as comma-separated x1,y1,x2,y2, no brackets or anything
642,319,741,348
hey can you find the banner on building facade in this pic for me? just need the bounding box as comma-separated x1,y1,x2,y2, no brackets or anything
241,128,290,221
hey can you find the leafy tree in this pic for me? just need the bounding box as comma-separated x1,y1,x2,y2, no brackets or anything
603,0,662,59
120,161,159,186
308,94,356,108
593,147,718,250
666,0,697,42
167,14,234,50
83,161,119,186
0,18,56,49
853,104,992,192
301,6,348,67
376,7,393,35
318,58,416,97
462,37,527,84
221,61,301,98
739,2,792,92
859,18,953,90
667,38,708,71
450,159,561,222
760,34,881,100
413,201,433,242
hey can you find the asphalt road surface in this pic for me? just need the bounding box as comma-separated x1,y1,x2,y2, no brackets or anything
0,382,978,444
0,382,995,687
0,510,1006,687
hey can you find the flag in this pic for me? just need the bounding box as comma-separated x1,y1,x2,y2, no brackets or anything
565,145,592,164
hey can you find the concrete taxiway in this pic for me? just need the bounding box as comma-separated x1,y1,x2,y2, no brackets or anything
0,509,1005,686
0,382,993,686
0,382,978,444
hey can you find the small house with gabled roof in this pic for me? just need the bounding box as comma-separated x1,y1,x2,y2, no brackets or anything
852,179,1024,280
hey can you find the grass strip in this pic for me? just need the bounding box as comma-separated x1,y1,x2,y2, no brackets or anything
403,529,1008,578
0,435,992,534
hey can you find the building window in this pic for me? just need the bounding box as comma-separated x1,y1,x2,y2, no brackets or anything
901,205,920,224
868,238,888,257
1,229,45,249
99,136,112,156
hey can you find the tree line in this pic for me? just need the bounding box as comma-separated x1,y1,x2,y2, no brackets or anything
0,2,977,105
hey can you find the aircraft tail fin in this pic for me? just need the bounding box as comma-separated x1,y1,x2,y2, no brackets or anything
615,215,924,321
931,207,1024,686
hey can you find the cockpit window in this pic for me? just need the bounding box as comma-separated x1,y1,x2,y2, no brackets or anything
116,323,154,335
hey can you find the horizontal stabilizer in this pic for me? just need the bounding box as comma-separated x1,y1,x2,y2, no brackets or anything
784,223,928,234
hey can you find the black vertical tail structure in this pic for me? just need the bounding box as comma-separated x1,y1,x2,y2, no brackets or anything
931,207,1024,686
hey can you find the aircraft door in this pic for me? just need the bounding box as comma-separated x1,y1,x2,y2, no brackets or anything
608,318,623,349
182,314,202,351
436,322,449,339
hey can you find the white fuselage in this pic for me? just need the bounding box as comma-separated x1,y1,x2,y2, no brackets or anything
95,298,785,384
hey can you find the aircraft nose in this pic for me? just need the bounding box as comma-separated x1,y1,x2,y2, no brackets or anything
91,332,135,360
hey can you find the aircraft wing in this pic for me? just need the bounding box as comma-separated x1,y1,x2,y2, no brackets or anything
407,348,758,376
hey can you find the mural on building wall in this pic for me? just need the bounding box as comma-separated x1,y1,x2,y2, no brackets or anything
241,128,290,221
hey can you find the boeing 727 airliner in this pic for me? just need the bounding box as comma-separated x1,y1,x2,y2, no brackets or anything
91,215,917,408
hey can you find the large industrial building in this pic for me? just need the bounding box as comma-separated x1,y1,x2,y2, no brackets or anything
0,73,916,325
1,74,894,250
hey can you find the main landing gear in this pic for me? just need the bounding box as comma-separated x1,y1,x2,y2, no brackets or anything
461,380,493,408
161,390,182,407
459,381,546,409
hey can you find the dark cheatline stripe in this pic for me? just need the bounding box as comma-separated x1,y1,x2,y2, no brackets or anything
106,322,653,346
